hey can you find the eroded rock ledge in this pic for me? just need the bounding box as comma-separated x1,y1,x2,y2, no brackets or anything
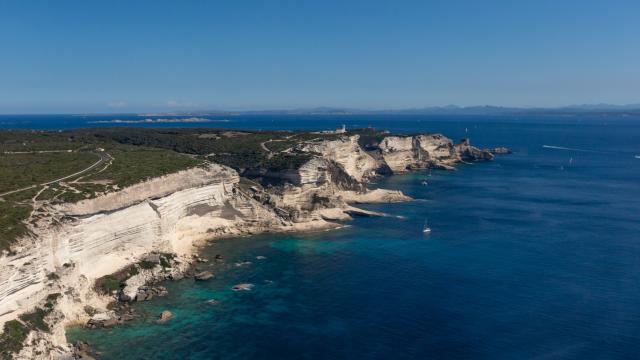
0,132,499,359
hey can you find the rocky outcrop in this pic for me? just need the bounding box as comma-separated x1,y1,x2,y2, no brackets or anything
194,271,214,281
455,138,494,162
416,134,458,162
157,310,173,323
378,136,420,172
488,147,512,155
296,157,362,190
377,134,493,172
298,135,378,182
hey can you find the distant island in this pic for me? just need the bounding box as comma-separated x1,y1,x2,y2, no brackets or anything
130,103,640,117
87,117,231,124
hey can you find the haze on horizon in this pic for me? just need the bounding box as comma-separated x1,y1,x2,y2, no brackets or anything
1,0,639,114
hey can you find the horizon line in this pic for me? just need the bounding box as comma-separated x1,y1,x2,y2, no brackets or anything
2,102,640,116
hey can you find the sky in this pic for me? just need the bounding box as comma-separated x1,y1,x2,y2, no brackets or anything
0,0,639,114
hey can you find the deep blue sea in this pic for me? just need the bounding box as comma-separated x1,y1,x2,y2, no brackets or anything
10,114,639,359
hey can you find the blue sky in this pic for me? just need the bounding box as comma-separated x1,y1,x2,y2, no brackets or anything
1,0,639,113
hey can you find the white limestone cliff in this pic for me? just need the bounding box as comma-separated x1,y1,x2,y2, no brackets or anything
298,135,378,182
378,134,492,172
0,131,493,359
378,136,421,172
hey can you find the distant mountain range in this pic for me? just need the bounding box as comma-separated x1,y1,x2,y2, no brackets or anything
138,104,640,117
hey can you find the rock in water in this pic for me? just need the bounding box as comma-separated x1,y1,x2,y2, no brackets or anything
74,341,97,360
154,286,169,297
232,283,254,291
118,292,132,303
193,254,209,263
87,312,118,328
194,271,214,281
488,147,512,155
456,138,494,161
158,310,173,323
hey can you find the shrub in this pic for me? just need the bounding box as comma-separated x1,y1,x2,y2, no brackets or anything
0,320,28,357
19,308,50,332
95,275,123,294
138,260,157,270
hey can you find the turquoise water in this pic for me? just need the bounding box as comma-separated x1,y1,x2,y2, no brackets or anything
61,117,640,359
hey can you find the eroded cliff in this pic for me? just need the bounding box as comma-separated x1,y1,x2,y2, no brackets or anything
0,131,495,359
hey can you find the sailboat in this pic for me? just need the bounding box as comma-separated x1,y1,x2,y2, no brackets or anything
423,218,432,234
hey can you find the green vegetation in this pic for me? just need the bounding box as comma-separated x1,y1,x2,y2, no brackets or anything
0,304,57,359
95,275,125,295
0,130,83,153
127,266,139,276
0,320,28,359
18,307,49,332
94,254,167,295
0,201,30,252
0,152,97,194
83,305,97,317
84,128,339,172
159,256,171,269
263,153,315,172
351,128,388,150
44,293,61,309
85,146,200,188
138,260,157,270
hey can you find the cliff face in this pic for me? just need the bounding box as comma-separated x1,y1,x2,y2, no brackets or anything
299,135,379,182
378,136,422,172
0,165,253,324
455,138,494,162
0,131,495,359
416,134,459,162
377,134,493,172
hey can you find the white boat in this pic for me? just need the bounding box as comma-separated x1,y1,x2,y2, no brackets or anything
635,155,640,159
421,180,428,186
423,219,431,234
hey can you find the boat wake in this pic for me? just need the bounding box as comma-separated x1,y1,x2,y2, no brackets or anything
542,145,604,153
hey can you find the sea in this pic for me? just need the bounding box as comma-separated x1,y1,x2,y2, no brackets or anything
3,114,639,359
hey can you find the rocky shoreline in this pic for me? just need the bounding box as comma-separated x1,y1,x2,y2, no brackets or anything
0,132,505,359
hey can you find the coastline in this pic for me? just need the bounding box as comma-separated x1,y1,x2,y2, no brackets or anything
0,131,498,359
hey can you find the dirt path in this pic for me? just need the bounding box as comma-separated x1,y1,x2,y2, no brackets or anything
0,151,109,197
260,136,294,159
2,150,75,155
72,152,113,183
